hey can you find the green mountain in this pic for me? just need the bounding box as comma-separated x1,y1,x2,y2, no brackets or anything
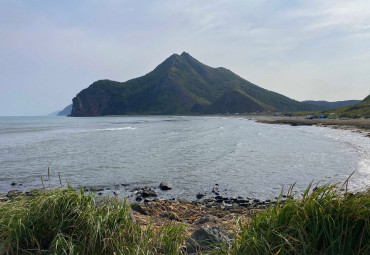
325,95,370,118
302,100,361,110
71,52,320,116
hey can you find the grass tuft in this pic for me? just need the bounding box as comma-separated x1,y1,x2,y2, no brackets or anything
1,180,369,254
225,183,370,255
0,186,186,255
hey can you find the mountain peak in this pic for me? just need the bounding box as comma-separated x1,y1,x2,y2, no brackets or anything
71,52,321,116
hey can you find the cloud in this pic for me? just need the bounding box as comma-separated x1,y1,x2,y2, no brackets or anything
0,0,369,115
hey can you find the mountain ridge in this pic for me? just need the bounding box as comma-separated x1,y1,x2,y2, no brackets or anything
302,100,361,110
325,94,370,118
71,52,321,116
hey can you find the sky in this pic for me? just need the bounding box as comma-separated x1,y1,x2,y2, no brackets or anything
1,0,370,116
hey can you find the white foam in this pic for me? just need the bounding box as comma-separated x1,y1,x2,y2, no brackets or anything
323,128,370,191
97,127,137,131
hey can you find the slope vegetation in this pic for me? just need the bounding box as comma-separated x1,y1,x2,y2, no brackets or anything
303,100,361,110
326,94,370,118
71,52,320,116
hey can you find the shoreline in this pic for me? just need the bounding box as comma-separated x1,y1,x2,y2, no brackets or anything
0,187,269,242
1,184,368,248
251,115,370,137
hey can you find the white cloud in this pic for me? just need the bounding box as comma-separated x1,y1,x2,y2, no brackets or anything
0,0,369,115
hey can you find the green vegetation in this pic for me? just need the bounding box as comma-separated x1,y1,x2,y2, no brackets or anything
222,183,370,255
1,182,369,254
324,94,370,118
0,186,185,255
302,100,361,110
71,52,321,116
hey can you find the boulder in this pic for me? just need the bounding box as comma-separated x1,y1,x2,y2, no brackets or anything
6,190,22,199
196,193,205,199
159,211,180,221
130,203,147,215
186,226,231,253
0,196,9,202
159,182,172,190
194,214,218,225
178,198,190,204
141,188,157,197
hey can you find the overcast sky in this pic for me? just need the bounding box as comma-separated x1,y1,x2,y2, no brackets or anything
1,0,369,116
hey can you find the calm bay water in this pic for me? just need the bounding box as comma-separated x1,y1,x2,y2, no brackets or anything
0,116,369,199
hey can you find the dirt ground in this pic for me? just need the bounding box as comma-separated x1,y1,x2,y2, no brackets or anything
131,199,258,237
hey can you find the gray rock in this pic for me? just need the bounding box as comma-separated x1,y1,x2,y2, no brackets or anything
0,196,9,202
196,193,205,199
186,226,230,254
159,211,180,221
194,214,218,225
144,197,156,203
141,188,157,197
203,198,215,203
159,181,172,190
178,198,190,204
238,202,250,208
130,202,147,215
6,190,23,198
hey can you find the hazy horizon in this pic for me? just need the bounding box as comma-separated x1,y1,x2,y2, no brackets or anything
1,0,369,116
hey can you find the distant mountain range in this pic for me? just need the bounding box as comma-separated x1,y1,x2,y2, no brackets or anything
48,110,61,116
70,52,322,116
57,104,72,116
302,100,361,110
324,95,370,118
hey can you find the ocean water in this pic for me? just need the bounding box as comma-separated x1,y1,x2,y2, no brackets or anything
0,116,369,200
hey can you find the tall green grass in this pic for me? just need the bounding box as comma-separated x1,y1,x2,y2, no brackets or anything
0,186,186,255
225,183,370,255
1,182,369,254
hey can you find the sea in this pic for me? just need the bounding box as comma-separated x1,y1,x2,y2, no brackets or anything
0,116,369,200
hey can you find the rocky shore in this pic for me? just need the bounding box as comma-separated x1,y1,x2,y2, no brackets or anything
0,183,282,253
2,181,368,254
252,115,370,137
